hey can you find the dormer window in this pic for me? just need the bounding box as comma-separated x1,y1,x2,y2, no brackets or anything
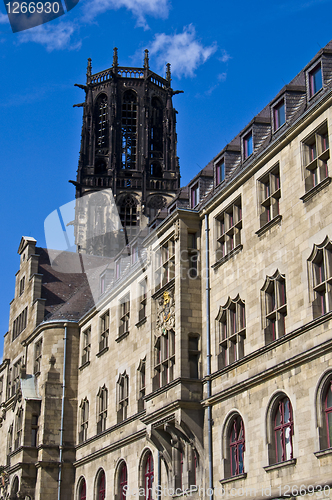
215,159,225,185
191,183,199,207
273,100,285,130
243,132,253,159
309,63,323,97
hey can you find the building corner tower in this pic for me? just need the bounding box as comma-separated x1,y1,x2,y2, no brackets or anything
72,48,182,255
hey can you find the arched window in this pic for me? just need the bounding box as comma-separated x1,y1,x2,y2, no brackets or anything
216,295,246,369
79,478,86,500
261,270,287,344
95,94,108,149
119,195,138,243
144,452,154,500
97,386,107,434
97,470,106,500
121,90,137,169
150,162,162,178
308,237,332,318
79,399,89,443
11,476,19,499
229,416,245,476
119,462,127,500
150,97,163,160
324,380,332,447
274,397,293,462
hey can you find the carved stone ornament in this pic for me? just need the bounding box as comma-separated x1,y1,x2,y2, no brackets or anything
174,219,180,241
148,195,167,210
156,289,175,335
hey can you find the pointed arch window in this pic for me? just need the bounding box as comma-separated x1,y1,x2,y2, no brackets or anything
150,97,163,160
79,398,89,443
79,478,86,500
229,416,245,476
144,452,154,500
97,386,107,434
261,271,287,344
274,397,293,463
308,237,332,318
14,407,23,450
97,470,106,500
96,95,108,149
216,295,246,369
119,462,127,500
117,372,129,423
122,90,137,169
324,380,332,448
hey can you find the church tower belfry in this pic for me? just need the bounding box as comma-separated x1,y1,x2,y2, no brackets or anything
72,48,181,254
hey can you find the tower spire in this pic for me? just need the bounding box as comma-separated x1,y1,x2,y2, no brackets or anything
86,58,92,84
113,47,118,70
166,63,171,85
144,49,149,70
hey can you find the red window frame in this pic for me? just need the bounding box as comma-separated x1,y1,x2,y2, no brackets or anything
229,416,245,476
325,382,332,447
144,453,154,500
98,471,106,500
274,397,293,462
79,479,86,500
119,462,127,500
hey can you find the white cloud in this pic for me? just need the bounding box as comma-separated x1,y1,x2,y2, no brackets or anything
148,25,217,78
218,72,227,82
18,21,81,51
219,49,231,63
0,12,9,24
83,0,169,29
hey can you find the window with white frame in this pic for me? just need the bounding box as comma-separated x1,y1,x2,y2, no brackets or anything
154,330,175,389
81,327,91,365
34,339,42,375
14,407,23,450
155,238,175,291
119,294,130,336
261,271,287,344
97,386,107,434
137,359,146,412
99,312,109,352
216,197,242,261
309,63,323,97
79,398,89,443
138,280,147,322
216,296,246,369
12,359,22,398
273,99,285,130
117,372,129,423
258,164,281,227
243,132,253,159
215,158,225,185
302,122,329,192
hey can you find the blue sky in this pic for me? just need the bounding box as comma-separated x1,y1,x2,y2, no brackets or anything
0,0,331,359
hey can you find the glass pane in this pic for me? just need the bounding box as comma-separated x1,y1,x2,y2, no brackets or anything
238,443,244,473
327,412,332,446
284,399,290,422
276,429,282,461
275,405,282,426
285,426,292,460
327,385,332,408
231,446,237,475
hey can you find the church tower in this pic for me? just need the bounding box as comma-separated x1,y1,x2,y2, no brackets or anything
72,48,181,255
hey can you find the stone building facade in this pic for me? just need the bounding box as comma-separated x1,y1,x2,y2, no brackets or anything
1,43,332,500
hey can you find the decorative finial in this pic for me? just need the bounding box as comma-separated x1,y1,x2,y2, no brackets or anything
113,47,118,69
166,63,171,84
144,49,149,70
87,58,92,78
49,355,56,367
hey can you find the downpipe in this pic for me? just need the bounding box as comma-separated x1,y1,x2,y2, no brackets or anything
205,214,213,500
57,325,68,500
